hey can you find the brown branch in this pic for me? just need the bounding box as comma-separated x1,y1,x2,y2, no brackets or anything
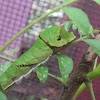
59,34,100,100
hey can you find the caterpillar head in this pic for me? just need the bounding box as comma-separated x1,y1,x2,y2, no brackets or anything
39,26,76,47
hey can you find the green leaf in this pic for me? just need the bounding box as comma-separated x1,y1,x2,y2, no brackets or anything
72,24,78,31
36,66,48,83
64,21,71,31
63,7,91,36
93,0,100,5
0,91,7,100
4,47,19,56
41,98,48,100
57,54,73,82
84,39,100,56
40,26,76,47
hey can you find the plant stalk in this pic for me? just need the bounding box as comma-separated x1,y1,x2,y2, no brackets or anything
0,55,15,62
48,73,65,86
85,81,95,100
93,56,98,70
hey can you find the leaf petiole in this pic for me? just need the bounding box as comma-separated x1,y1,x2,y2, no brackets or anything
93,29,100,33
0,55,15,62
93,56,98,70
48,73,66,86
85,81,96,100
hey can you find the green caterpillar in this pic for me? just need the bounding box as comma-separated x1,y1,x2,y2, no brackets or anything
0,26,76,90
14,26,75,66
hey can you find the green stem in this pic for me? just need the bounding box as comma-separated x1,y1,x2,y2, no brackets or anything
73,83,86,99
60,23,65,26
70,36,88,46
60,21,73,26
0,55,15,62
93,56,98,70
91,33,95,38
0,0,79,53
48,73,65,86
93,29,100,33
58,36,88,53
85,81,95,100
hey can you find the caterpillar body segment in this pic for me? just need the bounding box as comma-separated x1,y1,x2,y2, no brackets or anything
14,37,53,66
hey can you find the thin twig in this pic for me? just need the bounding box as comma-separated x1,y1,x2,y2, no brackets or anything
93,56,98,70
48,73,65,86
85,81,95,100
0,55,15,62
